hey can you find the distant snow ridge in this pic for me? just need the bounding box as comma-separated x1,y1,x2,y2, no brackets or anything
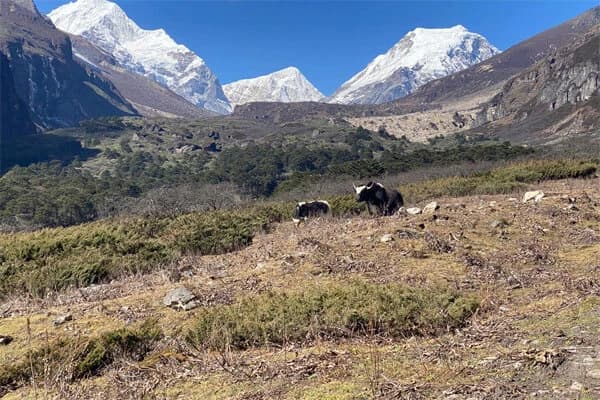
329,25,500,105
223,67,324,107
48,0,231,114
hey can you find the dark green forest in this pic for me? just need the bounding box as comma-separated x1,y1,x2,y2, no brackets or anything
0,122,534,229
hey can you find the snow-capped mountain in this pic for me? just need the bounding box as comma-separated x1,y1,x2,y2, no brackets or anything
329,25,500,105
48,0,231,114
223,67,324,107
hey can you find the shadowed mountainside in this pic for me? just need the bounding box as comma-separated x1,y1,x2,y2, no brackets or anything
0,0,136,129
69,35,211,119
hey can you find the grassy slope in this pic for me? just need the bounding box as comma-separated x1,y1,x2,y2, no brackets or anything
1,161,600,398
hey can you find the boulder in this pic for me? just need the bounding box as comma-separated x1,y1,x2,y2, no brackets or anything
522,190,545,203
53,313,73,326
406,207,422,215
163,287,200,311
423,201,440,215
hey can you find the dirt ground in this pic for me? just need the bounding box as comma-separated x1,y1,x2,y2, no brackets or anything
2,178,600,399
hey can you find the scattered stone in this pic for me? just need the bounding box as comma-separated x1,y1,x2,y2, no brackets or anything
181,301,200,311
255,262,267,270
523,190,545,203
163,287,199,311
587,369,600,379
0,335,13,345
406,207,422,215
422,201,439,215
396,228,420,239
380,234,394,243
508,197,518,202
53,313,73,326
490,219,509,229
570,381,584,391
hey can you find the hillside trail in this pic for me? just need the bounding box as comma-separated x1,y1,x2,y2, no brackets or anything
2,177,600,399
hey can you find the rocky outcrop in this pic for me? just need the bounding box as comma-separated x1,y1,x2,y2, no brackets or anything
0,0,136,129
476,27,599,139
0,51,36,141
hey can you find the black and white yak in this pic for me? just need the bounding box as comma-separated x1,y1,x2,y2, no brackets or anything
354,182,403,216
293,201,331,225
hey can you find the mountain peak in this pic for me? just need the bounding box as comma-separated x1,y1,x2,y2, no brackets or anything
49,0,231,114
224,67,324,107
411,24,467,34
329,25,500,105
8,0,40,13
278,66,301,73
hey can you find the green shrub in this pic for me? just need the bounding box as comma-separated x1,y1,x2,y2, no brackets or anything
327,195,366,216
402,159,597,203
0,204,290,299
187,282,479,350
74,319,162,378
0,320,161,396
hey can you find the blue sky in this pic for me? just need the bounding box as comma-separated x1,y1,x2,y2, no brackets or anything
37,0,598,95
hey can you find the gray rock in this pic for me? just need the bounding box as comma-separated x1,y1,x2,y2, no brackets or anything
0,335,13,345
406,207,422,215
490,219,509,229
396,228,420,239
181,300,200,311
423,201,439,215
523,190,545,203
380,234,394,243
163,287,197,311
53,313,73,326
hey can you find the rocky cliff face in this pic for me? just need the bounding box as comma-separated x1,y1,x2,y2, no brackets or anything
0,0,136,129
0,51,36,141
476,27,599,140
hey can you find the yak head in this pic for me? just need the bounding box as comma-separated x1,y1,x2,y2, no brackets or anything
353,182,378,202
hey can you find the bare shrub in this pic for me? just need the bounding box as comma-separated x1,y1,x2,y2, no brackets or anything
99,182,248,218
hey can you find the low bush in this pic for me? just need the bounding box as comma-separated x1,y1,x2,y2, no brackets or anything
187,282,479,350
0,320,161,396
401,159,597,203
0,204,291,299
74,319,162,378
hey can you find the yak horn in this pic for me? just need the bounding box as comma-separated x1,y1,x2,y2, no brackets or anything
352,183,357,190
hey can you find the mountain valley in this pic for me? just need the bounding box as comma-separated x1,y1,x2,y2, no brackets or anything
1,2,600,399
